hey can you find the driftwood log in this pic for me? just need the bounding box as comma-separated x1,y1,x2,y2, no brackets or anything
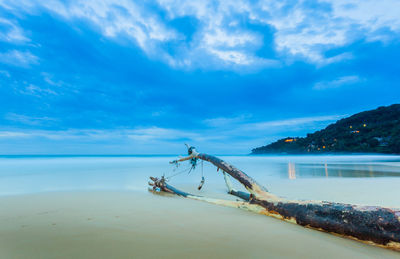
149,146,400,251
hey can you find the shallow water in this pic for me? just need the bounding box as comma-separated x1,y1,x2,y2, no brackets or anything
1,155,400,258
1,154,400,206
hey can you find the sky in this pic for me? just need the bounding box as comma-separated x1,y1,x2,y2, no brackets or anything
0,0,399,155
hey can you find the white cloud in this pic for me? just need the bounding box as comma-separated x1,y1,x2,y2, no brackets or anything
0,18,29,43
0,50,38,67
256,0,400,63
208,49,252,65
203,114,251,127
127,127,198,141
203,29,258,48
202,114,345,139
205,114,343,128
159,0,400,65
244,115,344,130
0,127,209,143
19,84,57,96
41,72,65,87
4,113,57,126
326,0,400,34
42,0,178,54
0,114,344,154
1,0,178,56
0,131,30,138
313,75,362,90
1,0,399,68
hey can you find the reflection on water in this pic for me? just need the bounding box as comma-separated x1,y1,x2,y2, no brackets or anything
282,161,384,179
324,163,328,177
280,162,400,178
288,162,296,179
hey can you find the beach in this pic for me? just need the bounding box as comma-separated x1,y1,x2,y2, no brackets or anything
2,191,400,259
1,155,400,258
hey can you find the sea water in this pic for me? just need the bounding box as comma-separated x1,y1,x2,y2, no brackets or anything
1,154,400,207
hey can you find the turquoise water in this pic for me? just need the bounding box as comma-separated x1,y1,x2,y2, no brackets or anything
1,154,400,207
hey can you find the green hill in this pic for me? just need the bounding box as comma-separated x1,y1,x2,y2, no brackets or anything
251,104,400,154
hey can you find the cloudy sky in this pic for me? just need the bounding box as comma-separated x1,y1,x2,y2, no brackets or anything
0,0,399,154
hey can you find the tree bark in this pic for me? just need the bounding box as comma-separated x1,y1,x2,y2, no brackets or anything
151,146,400,251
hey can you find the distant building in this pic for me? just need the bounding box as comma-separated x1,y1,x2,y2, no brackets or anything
285,138,295,143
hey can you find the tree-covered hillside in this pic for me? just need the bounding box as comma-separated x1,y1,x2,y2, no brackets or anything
252,104,400,154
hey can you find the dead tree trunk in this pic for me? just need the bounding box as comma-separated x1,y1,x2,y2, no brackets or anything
150,146,400,251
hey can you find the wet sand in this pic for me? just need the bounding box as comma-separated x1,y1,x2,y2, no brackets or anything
1,191,399,259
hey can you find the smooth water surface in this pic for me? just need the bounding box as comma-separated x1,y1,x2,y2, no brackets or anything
1,154,400,207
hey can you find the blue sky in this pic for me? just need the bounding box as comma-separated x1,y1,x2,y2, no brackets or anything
0,0,399,154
